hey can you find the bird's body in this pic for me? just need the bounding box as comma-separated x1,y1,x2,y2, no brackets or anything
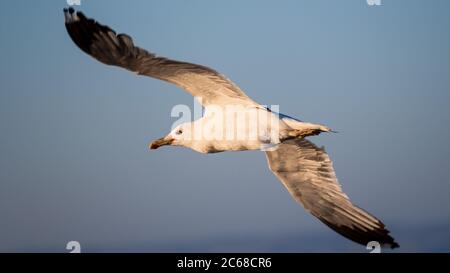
162,105,329,153
63,7,399,249
179,106,282,153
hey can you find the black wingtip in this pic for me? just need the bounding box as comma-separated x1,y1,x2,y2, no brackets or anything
76,11,86,19
68,7,75,14
390,241,400,249
379,234,399,249
63,8,68,13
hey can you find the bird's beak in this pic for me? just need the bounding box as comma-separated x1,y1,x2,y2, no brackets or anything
149,136,174,149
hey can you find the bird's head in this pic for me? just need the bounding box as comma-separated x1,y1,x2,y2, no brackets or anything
149,123,193,150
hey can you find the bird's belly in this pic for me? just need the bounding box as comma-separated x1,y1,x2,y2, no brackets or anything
208,140,264,153
197,106,286,153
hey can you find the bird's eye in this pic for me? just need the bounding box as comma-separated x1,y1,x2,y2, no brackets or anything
175,129,183,135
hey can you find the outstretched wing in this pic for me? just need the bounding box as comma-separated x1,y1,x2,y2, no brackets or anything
265,138,399,248
63,8,258,107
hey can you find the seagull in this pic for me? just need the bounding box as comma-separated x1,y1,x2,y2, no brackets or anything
63,8,399,249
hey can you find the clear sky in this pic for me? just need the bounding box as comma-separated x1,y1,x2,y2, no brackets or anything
1,0,450,252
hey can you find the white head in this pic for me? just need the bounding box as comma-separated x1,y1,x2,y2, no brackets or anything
149,122,193,150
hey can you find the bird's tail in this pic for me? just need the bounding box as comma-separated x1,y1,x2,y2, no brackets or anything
282,117,334,139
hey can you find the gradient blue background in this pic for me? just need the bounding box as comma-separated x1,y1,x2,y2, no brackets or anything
1,0,450,252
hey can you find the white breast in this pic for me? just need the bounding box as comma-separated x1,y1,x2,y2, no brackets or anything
192,106,286,152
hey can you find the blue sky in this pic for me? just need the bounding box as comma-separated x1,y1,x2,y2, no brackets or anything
1,0,450,252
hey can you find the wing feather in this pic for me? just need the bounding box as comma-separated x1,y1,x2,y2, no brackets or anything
265,138,399,248
63,8,257,107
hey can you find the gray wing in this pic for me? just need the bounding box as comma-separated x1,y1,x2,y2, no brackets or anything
63,8,258,107
266,139,399,248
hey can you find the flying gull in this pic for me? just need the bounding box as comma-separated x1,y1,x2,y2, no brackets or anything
63,8,399,249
